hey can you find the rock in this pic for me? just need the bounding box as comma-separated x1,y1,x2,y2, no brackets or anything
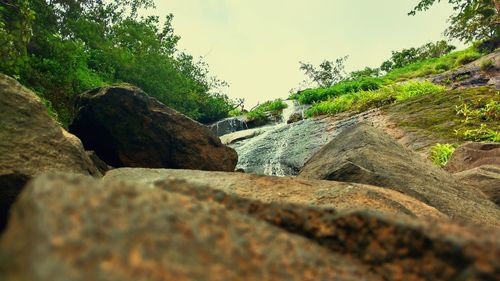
86,151,112,174
299,123,500,227
104,168,447,220
219,126,272,145
454,165,500,206
445,142,500,173
0,74,100,232
0,173,381,281
209,116,249,136
286,112,303,124
69,85,238,171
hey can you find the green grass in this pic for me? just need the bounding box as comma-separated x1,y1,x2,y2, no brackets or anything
228,108,242,117
245,99,288,125
430,143,456,167
305,81,445,118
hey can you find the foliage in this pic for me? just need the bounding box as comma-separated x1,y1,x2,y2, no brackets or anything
454,97,500,142
480,59,496,70
291,77,384,104
409,0,499,43
299,56,349,88
380,40,456,72
305,81,444,117
245,99,288,125
228,108,242,117
430,143,456,167
349,67,381,80
0,0,236,127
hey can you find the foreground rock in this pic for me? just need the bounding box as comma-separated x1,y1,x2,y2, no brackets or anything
0,174,379,281
445,142,500,173
0,74,100,232
105,168,446,220
299,123,500,227
69,85,237,171
2,173,499,281
454,165,500,207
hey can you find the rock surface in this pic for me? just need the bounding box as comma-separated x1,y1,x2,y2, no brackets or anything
104,168,447,220
299,123,500,227
2,173,500,281
209,116,250,136
0,74,100,232
445,142,500,173
0,174,380,281
454,165,500,207
69,85,237,171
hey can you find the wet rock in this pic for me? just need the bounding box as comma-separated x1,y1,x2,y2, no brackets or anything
104,168,447,220
299,123,500,227
445,142,500,173
209,116,250,136
0,173,380,281
454,165,500,207
0,74,100,232
287,112,303,124
69,85,237,171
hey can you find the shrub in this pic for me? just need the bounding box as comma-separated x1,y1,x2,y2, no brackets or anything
455,52,481,66
394,81,445,101
430,143,456,167
480,59,495,71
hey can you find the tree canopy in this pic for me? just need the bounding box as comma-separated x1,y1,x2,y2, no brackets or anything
409,0,499,42
0,0,236,126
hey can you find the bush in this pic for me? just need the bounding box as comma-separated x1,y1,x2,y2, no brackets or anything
480,59,495,71
394,81,445,101
430,143,456,167
455,52,481,66
228,108,242,117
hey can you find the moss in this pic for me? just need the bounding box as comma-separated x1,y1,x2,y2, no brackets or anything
385,87,500,142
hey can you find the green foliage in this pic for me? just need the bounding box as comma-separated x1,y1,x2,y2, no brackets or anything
292,77,384,104
455,52,482,66
0,0,236,127
430,143,456,167
349,67,381,80
245,99,288,125
410,0,499,43
380,40,456,72
454,97,500,142
305,81,444,117
254,99,288,113
299,56,349,88
228,108,242,117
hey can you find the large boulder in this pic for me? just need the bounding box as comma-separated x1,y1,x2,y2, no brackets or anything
454,165,500,207
69,85,237,171
445,142,500,173
2,173,499,281
299,123,500,227
0,173,381,281
0,74,100,232
104,168,447,220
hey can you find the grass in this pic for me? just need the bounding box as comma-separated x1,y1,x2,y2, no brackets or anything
430,143,456,167
387,87,500,143
305,81,445,118
245,99,288,125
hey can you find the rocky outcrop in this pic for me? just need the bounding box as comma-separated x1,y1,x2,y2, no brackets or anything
299,123,500,227
69,85,238,171
454,165,500,207
104,168,447,220
445,142,500,173
0,174,381,281
2,173,499,281
0,74,100,232
209,116,249,136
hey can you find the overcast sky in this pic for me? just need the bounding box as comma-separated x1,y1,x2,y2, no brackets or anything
149,1,462,108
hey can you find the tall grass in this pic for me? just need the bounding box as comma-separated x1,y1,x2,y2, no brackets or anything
430,143,456,167
305,81,445,117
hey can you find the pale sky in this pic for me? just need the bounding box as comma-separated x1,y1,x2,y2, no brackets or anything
149,1,462,108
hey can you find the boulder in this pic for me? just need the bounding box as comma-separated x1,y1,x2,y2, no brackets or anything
445,142,500,173
0,74,100,232
454,165,500,206
69,85,238,171
0,173,380,281
299,123,500,227
104,168,447,220
287,112,303,124
2,173,499,281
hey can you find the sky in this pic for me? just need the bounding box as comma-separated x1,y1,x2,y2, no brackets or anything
148,1,462,108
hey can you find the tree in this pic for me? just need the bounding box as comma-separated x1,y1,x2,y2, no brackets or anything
299,56,349,88
409,0,499,42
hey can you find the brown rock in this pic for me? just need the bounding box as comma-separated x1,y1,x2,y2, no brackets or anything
454,165,500,206
0,173,380,281
445,142,500,173
298,123,500,227
104,168,447,221
0,74,100,232
69,85,237,171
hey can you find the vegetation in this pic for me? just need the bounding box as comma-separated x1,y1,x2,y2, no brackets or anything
430,144,456,167
455,97,500,142
305,81,444,117
245,99,288,125
0,0,237,127
298,56,349,88
409,0,499,43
